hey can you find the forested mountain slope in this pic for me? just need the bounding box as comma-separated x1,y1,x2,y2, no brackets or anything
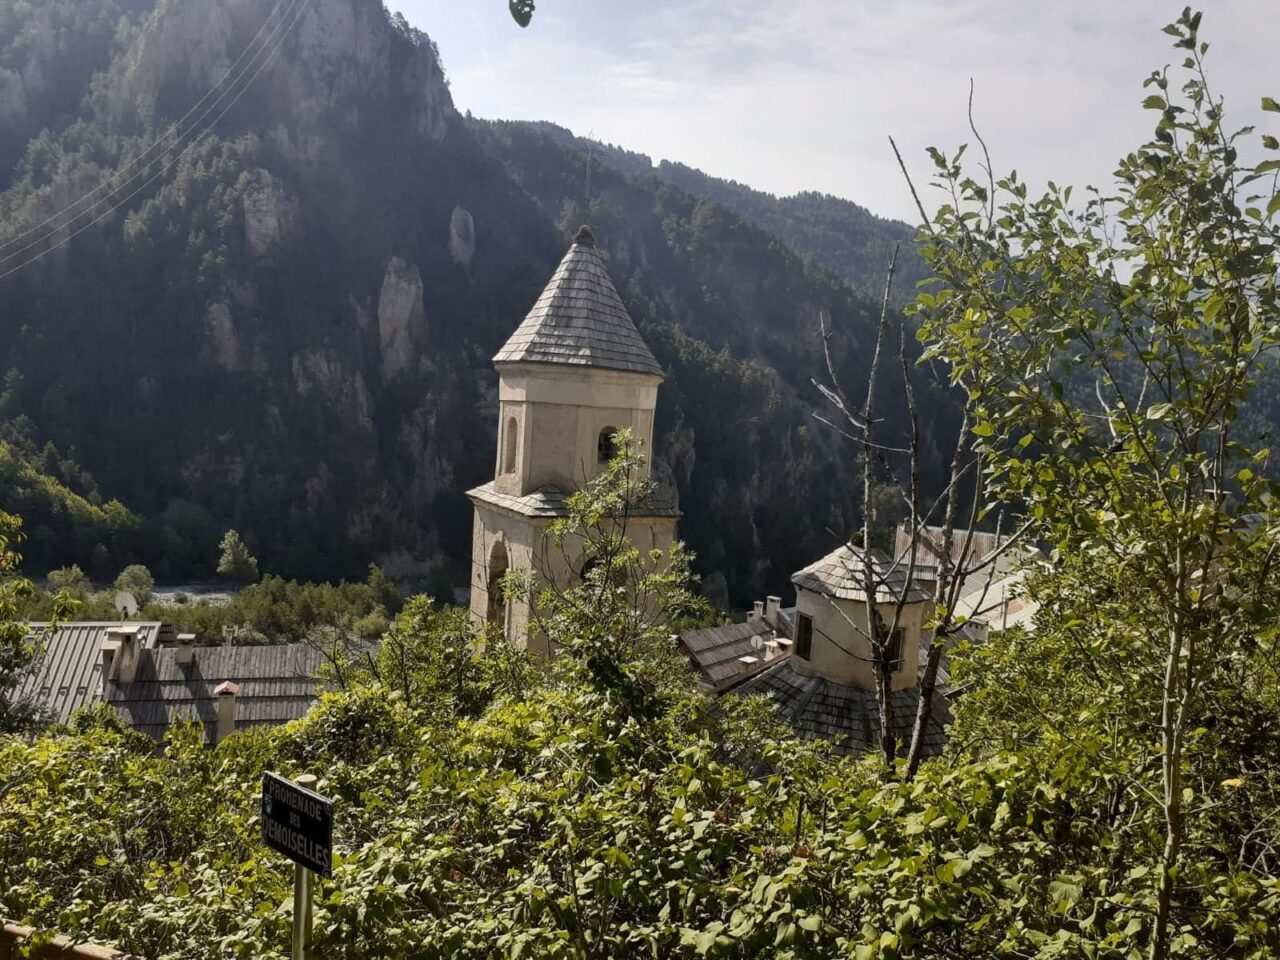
505,120,929,305
0,0,952,602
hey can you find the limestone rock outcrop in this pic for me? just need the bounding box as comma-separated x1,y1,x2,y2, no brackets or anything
449,206,475,267
242,171,298,258
377,256,427,378
202,302,243,371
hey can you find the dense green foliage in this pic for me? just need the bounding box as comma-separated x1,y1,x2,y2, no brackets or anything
0,510,45,732
0,380,223,578
18,564,403,644
14,660,1270,960
912,11,1280,957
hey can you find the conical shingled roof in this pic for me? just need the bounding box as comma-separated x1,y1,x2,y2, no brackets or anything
493,226,663,377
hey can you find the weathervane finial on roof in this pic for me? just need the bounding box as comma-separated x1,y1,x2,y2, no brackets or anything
574,225,595,247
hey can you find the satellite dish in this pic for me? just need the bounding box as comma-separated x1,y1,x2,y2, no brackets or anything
115,591,139,618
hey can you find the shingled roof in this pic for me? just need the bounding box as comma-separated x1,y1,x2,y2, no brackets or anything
493,226,663,377
17,622,165,723
468,481,681,519
106,643,322,744
792,544,931,604
737,659,951,758
679,620,788,692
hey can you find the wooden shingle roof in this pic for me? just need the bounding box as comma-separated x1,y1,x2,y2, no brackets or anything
105,643,322,743
679,620,784,691
737,659,951,758
792,544,931,604
493,226,663,377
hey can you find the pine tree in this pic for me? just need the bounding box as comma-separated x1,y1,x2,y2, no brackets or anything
216,530,259,585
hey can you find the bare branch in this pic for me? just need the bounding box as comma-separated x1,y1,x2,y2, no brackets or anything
890,136,935,234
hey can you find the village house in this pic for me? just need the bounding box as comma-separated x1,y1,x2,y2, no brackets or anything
467,225,680,651
678,519,1045,755
677,596,794,693
105,630,322,745
892,520,1040,641
18,620,323,745
729,543,952,757
16,622,167,724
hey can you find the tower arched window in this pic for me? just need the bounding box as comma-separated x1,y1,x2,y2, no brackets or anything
503,417,518,474
487,541,509,627
597,427,618,464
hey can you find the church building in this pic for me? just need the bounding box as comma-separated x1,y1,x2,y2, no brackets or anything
467,227,680,653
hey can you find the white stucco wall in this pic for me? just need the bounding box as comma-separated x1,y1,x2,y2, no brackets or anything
494,363,662,495
790,586,923,691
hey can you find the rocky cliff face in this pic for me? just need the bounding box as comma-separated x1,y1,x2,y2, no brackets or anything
377,257,428,379
0,0,919,600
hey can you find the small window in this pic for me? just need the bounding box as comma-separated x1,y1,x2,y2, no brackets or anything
795,614,813,659
502,416,518,474
887,629,905,673
597,427,618,464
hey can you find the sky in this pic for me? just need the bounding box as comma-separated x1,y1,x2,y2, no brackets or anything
390,1,1279,226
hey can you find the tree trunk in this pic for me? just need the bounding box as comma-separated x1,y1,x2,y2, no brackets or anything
875,637,896,764
905,637,946,779
1149,564,1187,960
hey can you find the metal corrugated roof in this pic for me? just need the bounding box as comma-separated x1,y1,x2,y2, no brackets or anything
17,622,163,723
105,643,322,743
736,659,951,758
493,227,663,377
792,544,931,603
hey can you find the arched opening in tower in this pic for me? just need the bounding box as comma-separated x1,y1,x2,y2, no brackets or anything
487,540,510,627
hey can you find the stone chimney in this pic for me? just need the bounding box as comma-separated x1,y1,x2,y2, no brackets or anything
106,625,144,683
214,680,240,744
749,600,764,623
175,633,196,666
764,596,782,628
100,640,118,681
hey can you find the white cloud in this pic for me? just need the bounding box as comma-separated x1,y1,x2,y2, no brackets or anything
395,0,1280,224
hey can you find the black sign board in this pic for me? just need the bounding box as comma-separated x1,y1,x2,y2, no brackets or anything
262,772,334,877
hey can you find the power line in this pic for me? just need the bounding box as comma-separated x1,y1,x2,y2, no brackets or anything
0,0,307,268
0,0,312,282
0,0,299,258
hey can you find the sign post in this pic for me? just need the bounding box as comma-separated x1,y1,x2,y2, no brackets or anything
262,772,334,960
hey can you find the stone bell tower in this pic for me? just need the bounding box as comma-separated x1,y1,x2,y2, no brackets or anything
467,226,680,652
